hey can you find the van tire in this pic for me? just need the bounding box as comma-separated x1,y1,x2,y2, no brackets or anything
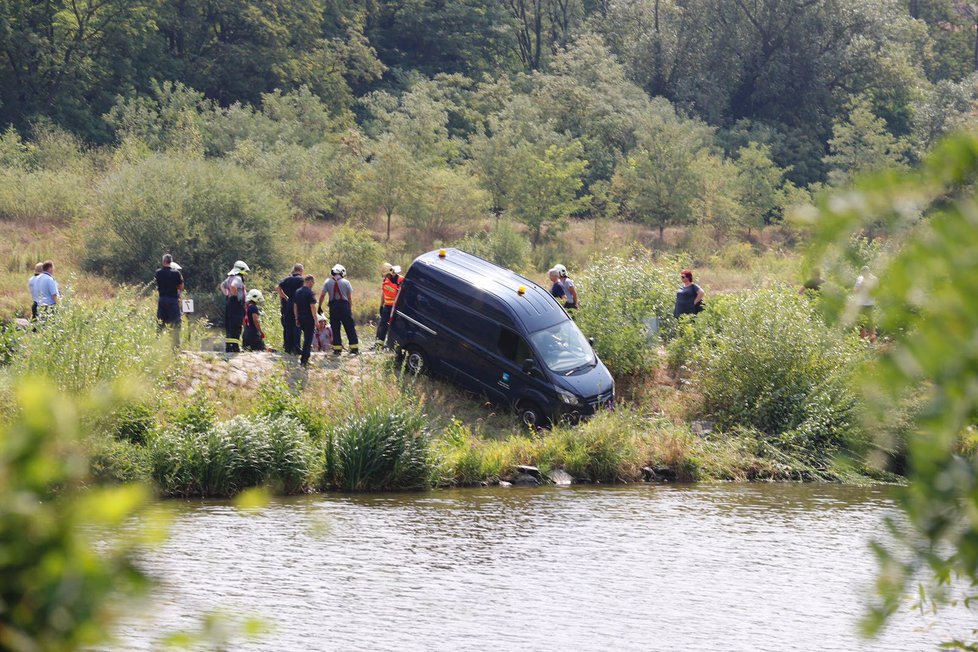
403,346,428,376
517,400,546,429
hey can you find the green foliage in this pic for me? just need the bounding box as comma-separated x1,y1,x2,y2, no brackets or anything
735,142,786,231
323,225,384,279
0,380,153,649
252,376,327,441
670,289,868,474
803,133,978,639
84,155,287,293
168,393,218,436
403,166,489,242
0,168,91,224
0,322,20,366
108,402,158,445
538,410,639,483
824,96,909,186
324,404,430,492
350,136,420,241
574,250,685,377
454,220,532,271
151,414,317,497
89,437,152,484
11,295,172,395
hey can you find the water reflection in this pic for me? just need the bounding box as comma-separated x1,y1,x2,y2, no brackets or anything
111,484,963,651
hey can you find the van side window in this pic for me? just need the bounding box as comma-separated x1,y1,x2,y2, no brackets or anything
498,327,531,363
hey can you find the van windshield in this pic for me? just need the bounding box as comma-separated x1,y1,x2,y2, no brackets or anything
529,321,595,374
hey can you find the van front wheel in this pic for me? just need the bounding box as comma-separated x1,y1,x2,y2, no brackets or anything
403,346,428,376
517,401,546,429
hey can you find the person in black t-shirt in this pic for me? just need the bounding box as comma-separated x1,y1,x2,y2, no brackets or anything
293,275,318,366
276,263,304,354
155,254,184,348
673,268,704,319
242,289,267,351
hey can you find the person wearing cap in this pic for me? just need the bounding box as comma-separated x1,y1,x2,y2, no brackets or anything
318,264,358,355
375,262,402,347
34,260,60,317
293,275,318,366
552,264,578,309
313,313,333,352
219,260,250,352
547,268,565,303
242,289,267,351
276,263,305,355
27,262,43,320
155,254,185,348
854,265,877,342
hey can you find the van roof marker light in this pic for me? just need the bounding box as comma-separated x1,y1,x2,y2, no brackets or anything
517,286,526,295
438,249,447,258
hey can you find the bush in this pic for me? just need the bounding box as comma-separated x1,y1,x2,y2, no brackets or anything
89,437,152,483
84,155,287,296
324,404,430,491
252,376,326,441
11,295,172,394
167,393,218,435
108,402,158,444
0,321,20,366
151,414,317,497
322,225,384,279
0,168,91,224
538,410,639,483
671,287,868,469
573,250,687,377
454,220,531,272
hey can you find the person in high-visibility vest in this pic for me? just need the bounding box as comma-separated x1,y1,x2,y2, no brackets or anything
375,262,402,347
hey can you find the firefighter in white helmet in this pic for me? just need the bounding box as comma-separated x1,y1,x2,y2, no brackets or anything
241,289,267,351
218,260,250,352
318,264,358,355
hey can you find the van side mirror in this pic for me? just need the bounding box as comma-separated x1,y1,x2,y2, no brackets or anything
522,358,537,375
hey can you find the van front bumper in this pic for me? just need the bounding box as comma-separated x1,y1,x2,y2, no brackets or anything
558,389,615,425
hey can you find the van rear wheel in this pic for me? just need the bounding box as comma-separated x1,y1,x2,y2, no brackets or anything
403,346,428,376
517,401,546,429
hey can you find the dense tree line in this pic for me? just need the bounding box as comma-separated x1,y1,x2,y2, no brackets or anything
1,0,977,243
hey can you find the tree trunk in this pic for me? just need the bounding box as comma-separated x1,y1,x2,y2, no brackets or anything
659,224,665,240
386,209,392,242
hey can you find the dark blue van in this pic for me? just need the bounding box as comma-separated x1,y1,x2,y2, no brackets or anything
386,248,615,427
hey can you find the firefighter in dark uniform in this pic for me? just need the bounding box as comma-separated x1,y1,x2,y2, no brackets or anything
276,263,304,354
375,262,402,347
155,253,184,349
242,289,267,351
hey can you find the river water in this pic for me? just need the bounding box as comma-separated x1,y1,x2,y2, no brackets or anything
111,484,970,651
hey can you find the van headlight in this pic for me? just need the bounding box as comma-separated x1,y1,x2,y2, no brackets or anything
557,389,581,406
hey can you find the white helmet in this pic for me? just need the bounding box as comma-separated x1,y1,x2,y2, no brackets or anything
228,260,250,276
170,262,182,272
331,264,346,277
246,289,264,303
392,265,402,275
553,264,568,278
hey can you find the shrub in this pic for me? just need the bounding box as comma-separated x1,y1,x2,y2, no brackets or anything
454,219,531,272
151,414,317,497
539,410,639,483
672,287,868,469
0,168,91,224
168,393,218,435
89,437,152,483
252,376,326,441
324,404,430,491
573,250,688,377
0,321,20,366
11,294,172,394
108,402,158,444
322,225,384,279
84,155,287,295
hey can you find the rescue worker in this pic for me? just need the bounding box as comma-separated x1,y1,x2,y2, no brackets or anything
27,262,42,319
293,275,318,366
219,260,249,352
552,264,579,309
375,262,402,347
276,263,304,354
154,253,185,348
242,289,267,351
318,264,358,355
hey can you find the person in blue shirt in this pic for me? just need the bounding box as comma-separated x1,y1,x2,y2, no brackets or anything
35,260,60,316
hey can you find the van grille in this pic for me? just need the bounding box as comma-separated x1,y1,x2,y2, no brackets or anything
587,390,615,411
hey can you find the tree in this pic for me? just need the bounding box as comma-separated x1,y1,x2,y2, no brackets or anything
507,142,588,246
690,152,745,242
352,136,421,241
823,96,909,186
735,142,786,234
403,167,490,241
805,132,978,645
611,109,708,239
